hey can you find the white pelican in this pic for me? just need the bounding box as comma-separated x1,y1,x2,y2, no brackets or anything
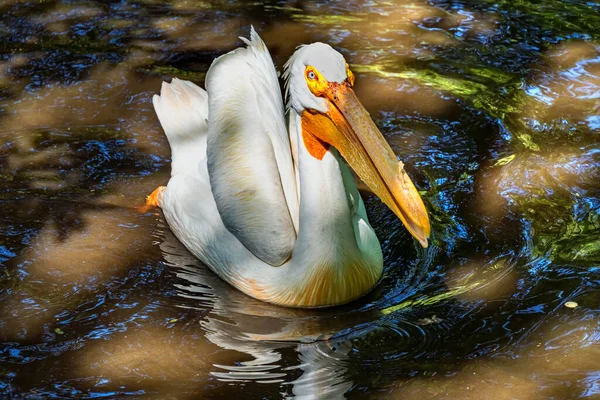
147,28,430,308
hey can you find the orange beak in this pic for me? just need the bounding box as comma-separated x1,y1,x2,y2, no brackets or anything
301,81,431,248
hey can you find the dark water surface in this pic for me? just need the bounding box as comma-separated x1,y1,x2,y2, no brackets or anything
1,0,599,398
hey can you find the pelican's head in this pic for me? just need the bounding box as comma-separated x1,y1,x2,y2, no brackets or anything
284,43,431,248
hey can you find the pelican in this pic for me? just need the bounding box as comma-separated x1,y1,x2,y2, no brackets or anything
148,28,430,308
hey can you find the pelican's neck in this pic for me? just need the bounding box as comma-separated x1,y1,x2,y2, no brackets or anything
289,110,356,248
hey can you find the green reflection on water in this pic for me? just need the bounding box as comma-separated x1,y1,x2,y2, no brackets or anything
482,0,600,40
291,14,364,24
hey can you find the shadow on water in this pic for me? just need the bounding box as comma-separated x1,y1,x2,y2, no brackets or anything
0,0,599,398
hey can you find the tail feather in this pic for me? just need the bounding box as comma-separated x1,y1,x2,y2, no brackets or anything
153,78,209,176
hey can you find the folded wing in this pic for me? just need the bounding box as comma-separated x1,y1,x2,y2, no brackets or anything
205,28,298,267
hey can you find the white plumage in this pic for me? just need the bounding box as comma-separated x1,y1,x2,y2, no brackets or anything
150,28,429,308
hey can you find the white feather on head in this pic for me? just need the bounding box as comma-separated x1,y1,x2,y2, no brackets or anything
283,43,348,114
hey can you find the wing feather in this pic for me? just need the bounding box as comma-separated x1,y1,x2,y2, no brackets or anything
205,28,297,267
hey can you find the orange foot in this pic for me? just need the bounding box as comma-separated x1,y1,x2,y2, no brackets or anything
136,186,166,213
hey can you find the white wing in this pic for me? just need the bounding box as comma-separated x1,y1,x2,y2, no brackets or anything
205,27,298,267
153,78,209,177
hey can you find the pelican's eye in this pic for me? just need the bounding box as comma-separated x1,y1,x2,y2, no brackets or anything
305,66,329,96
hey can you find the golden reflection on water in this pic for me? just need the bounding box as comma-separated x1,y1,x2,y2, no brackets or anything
154,17,246,52
0,207,158,342
477,41,599,222
518,40,600,142
444,257,518,303
478,149,587,217
1,59,166,155
76,326,216,394
386,318,600,399
355,79,456,118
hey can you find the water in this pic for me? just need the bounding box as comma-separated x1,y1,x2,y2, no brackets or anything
1,0,599,398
